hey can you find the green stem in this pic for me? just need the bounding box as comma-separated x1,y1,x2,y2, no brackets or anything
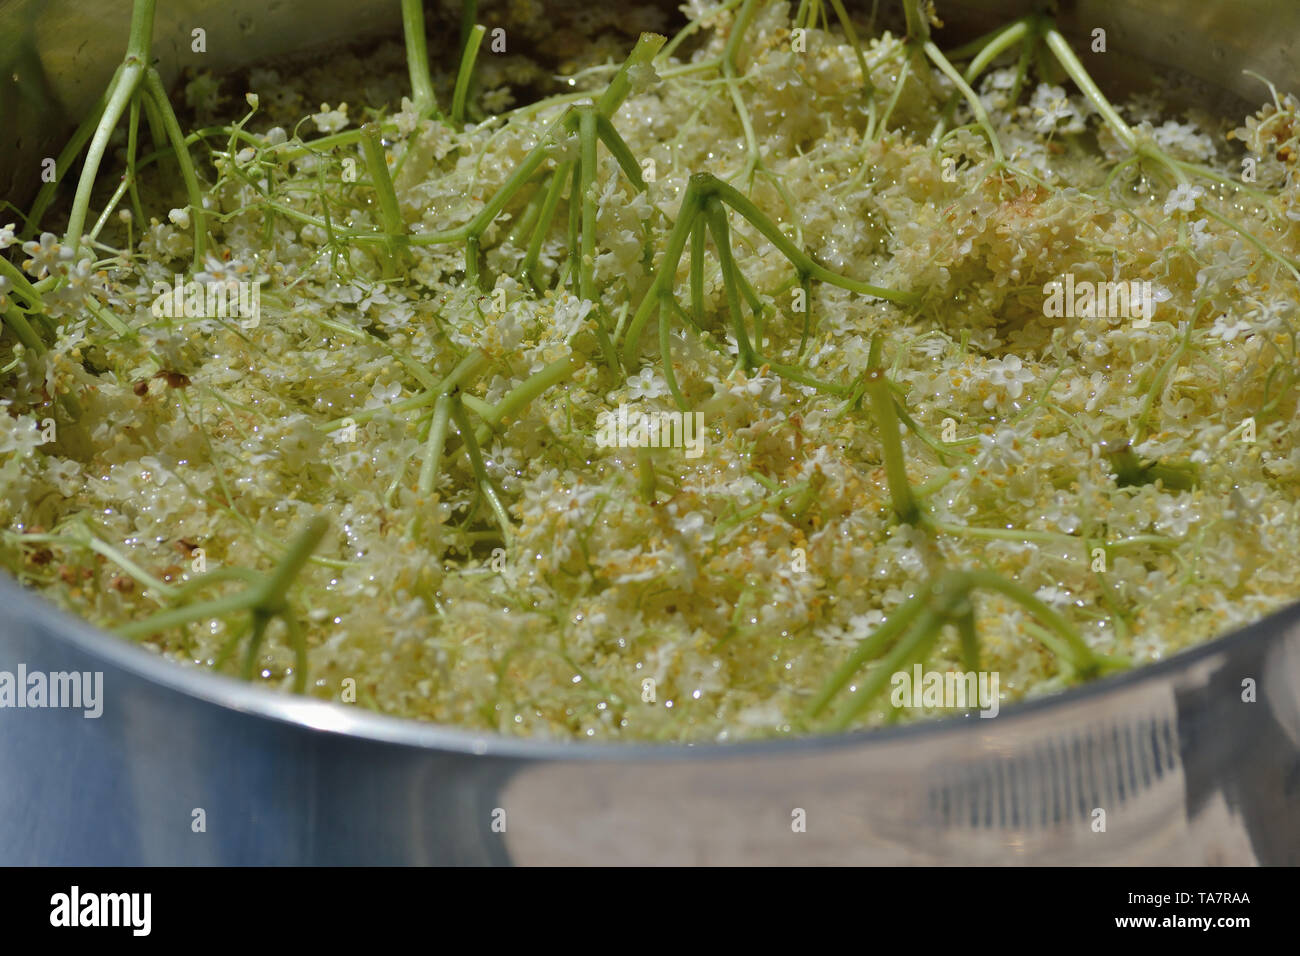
252,516,330,613
828,601,948,729
451,394,513,545
1043,27,1137,151
520,163,569,285
960,569,1102,675
124,79,146,226
865,336,919,524
360,124,408,274
283,612,308,693
722,0,760,73
902,0,930,45
706,175,918,303
452,24,487,125
622,184,703,364
597,33,668,117
400,0,439,117
659,296,688,410
578,109,599,302
706,197,757,372
142,67,208,263
636,446,657,503
242,612,271,680
0,256,44,311
921,41,1004,163
1,304,46,355
117,589,260,639
486,353,582,427
806,582,930,717
418,391,454,496
954,600,979,671
689,213,706,323
65,61,143,256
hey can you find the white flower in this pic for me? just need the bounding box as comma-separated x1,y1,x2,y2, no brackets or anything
21,232,72,279
356,282,391,313
625,366,668,402
365,381,402,408
724,370,780,402
0,413,42,457
977,428,1024,470
1208,314,1253,342
1044,492,1081,534
492,309,525,351
915,336,948,359
194,253,252,286
168,207,191,229
1195,239,1249,292
42,257,99,316
481,86,515,113
551,293,594,340
310,102,349,134
394,97,421,137
140,220,192,261
1243,296,1292,334
1163,183,1204,215
1154,494,1195,536
627,62,660,92
983,354,1034,409
1188,217,1212,251
989,69,1017,90
545,131,581,164
1030,84,1079,133
0,222,16,250
1151,120,1214,161
672,509,708,537
1034,585,1074,608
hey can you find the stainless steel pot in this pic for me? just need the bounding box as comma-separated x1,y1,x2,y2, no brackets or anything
2,0,1298,865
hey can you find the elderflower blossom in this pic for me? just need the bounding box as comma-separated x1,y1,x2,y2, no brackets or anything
310,102,349,133
1163,183,1205,215
6,10,1300,746
20,232,72,279
982,354,1035,409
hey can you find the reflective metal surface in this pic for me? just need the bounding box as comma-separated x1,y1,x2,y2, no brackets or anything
2,0,1299,864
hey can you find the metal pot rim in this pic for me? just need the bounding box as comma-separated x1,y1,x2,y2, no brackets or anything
5,572,1291,759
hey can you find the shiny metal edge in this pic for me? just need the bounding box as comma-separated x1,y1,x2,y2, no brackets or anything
4,570,1296,761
